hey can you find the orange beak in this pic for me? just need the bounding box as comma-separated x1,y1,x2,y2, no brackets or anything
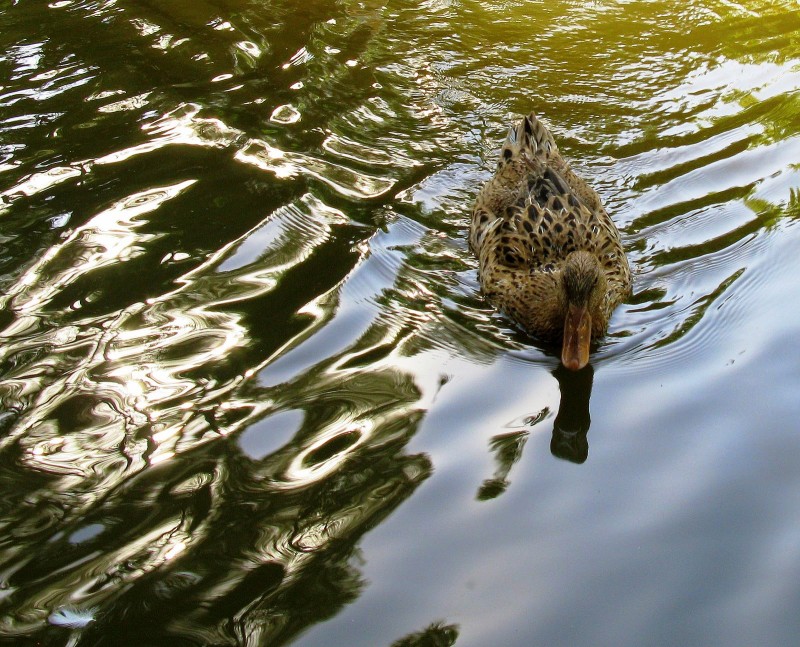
561,303,592,371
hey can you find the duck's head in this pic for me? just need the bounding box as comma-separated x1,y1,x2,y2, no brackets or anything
561,251,605,371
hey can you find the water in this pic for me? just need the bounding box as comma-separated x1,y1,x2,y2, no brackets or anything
1,0,799,645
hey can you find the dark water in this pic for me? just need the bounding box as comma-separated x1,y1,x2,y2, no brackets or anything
1,0,800,645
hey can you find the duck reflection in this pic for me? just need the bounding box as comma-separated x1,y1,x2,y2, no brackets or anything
479,363,595,499
550,364,594,464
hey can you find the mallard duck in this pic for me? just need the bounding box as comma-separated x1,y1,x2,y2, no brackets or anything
470,113,631,370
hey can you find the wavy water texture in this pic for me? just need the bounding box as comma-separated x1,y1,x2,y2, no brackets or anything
0,0,799,645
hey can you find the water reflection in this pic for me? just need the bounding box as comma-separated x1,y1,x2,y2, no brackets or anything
551,365,593,465
0,363,431,644
477,430,530,500
391,621,460,647
477,362,594,499
1,0,800,644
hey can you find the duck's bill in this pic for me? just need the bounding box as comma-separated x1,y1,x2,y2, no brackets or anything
561,303,591,371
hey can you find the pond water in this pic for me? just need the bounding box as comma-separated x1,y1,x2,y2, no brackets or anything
1,0,800,645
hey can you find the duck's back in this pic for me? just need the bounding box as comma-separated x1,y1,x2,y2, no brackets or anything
470,113,631,331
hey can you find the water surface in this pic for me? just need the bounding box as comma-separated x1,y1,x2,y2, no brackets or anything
1,0,800,645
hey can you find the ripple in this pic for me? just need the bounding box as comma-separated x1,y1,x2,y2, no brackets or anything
218,192,351,275
630,136,800,221
322,131,406,167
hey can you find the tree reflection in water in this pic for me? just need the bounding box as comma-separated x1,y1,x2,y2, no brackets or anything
0,325,431,645
477,430,530,500
391,621,460,647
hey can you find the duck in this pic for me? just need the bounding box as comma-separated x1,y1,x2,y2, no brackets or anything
470,112,631,370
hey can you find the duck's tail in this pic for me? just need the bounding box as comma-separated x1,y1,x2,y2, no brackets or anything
499,112,559,163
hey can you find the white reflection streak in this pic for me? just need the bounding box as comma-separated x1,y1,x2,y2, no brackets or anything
0,165,84,206
96,91,151,113
2,101,395,213
95,103,242,165
235,138,396,199
0,103,237,215
5,180,196,314
278,421,370,488
66,519,193,601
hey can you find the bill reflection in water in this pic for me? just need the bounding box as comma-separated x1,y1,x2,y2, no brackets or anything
551,364,593,464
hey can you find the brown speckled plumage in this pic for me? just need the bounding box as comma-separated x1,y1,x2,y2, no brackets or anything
470,112,631,347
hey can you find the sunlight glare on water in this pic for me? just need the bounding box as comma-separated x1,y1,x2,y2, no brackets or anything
0,0,799,645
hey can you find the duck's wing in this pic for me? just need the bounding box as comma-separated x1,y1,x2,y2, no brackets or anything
473,114,631,301
523,168,631,305
508,113,607,213
470,113,558,256
477,191,601,273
